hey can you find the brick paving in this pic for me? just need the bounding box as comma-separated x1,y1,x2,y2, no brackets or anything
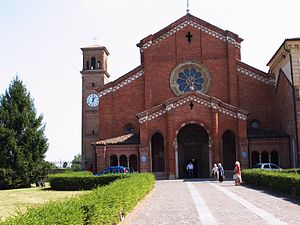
125,180,300,225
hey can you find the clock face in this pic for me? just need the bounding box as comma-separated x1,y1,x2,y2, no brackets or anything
86,93,99,107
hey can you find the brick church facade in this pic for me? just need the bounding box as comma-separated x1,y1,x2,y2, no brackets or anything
81,13,300,178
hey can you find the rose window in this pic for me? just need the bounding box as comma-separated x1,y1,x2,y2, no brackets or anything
176,68,204,93
170,62,211,96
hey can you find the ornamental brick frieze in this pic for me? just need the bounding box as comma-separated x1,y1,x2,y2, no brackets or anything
137,94,247,124
237,66,275,86
98,70,144,98
249,139,289,146
140,19,241,52
105,148,138,157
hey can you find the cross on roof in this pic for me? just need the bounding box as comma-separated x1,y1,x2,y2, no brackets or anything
186,0,190,13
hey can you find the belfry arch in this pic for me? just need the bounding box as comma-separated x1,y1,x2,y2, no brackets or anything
177,124,209,178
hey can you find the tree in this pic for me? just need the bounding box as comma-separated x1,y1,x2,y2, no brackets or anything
71,153,81,171
0,77,49,188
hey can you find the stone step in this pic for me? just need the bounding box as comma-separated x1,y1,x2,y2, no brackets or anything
153,172,169,180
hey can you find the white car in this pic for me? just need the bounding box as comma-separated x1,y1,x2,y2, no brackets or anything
253,163,281,170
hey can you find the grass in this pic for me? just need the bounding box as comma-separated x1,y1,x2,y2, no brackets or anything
0,184,87,222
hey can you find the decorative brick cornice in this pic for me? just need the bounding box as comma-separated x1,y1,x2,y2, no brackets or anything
137,94,248,124
237,66,275,86
140,19,241,52
98,70,144,98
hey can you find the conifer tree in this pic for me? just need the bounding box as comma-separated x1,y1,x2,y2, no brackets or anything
0,77,49,188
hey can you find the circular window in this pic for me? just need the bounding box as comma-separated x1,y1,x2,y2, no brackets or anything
124,124,134,134
250,120,259,129
170,62,211,96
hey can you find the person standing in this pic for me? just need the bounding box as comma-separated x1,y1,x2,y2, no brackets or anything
186,162,194,178
234,161,242,186
211,163,219,182
218,163,224,182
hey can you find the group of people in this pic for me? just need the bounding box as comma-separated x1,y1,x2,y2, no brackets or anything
211,161,242,186
186,160,242,186
211,161,242,185
211,163,225,182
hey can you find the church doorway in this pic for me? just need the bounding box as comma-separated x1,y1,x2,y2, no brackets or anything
222,130,236,170
177,124,209,178
151,133,165,172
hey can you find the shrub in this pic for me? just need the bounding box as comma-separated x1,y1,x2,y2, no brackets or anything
1,173,155,225
48,171,126,191
0,168,17,189
242,169,300,197
280,168,300,174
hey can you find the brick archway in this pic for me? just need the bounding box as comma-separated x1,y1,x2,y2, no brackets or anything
177,124,209,178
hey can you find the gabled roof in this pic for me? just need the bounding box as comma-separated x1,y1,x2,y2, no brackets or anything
92,133,140,146
237,61,275,86
136,92,249,124
267,38,300,67
247,128,289,139
137,13,243,52
95,66,144,95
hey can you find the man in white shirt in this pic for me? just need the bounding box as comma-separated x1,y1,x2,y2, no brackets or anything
186,162,194,178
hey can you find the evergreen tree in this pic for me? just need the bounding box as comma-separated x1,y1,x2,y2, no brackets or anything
71,153,82,171
0,77,49,188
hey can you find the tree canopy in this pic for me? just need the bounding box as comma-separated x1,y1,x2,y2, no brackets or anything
0,77,49,189
71,153,82,171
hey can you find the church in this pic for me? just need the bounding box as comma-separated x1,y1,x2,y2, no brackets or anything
81,13,300,178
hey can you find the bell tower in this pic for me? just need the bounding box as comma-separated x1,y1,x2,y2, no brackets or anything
81,45,109,172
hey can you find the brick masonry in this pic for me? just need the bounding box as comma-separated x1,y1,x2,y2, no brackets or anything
82,14,298,175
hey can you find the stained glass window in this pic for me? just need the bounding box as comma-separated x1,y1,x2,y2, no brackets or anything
176,68,204,92
170,62,211,96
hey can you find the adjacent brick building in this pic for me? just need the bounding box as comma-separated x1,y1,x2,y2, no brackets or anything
81,13,300,178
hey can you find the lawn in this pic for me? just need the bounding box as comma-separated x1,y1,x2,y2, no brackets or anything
0,185,87,222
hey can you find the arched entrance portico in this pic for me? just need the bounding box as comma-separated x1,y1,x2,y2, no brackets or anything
177,124,209,178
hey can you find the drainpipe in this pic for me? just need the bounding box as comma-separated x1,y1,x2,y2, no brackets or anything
284,43,299,168
92,144,97,174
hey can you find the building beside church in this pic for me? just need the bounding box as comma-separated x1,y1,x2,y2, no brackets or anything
81,13,300,178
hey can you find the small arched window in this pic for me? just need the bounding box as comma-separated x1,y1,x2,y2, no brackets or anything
86,61,90,70
250,120,259,129
124,124,134,134
97,61,101,69
91,57,96,70
110,155,118,166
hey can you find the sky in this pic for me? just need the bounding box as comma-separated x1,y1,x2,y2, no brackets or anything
0,0,299,162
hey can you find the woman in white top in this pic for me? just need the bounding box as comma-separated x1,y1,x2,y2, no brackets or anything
211,163,219,182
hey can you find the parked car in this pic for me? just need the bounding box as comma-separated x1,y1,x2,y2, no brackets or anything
95,166,131,176
253,163,282,170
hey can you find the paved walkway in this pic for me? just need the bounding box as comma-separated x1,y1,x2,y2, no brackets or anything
124,180,300,225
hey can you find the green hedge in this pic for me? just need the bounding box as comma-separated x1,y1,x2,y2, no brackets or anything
1,173,155,225
242,169,300,197
48,171,126,191
280,168,300,174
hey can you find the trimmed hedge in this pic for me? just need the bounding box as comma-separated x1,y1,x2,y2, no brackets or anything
1,173,155,225
242,169,300,197
48,171,126,190
280,168,300,174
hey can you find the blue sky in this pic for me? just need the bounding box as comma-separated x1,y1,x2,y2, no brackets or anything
0,0,299,162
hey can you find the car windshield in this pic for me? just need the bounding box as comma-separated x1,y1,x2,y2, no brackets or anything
270,164,279,169
254,164,261,168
